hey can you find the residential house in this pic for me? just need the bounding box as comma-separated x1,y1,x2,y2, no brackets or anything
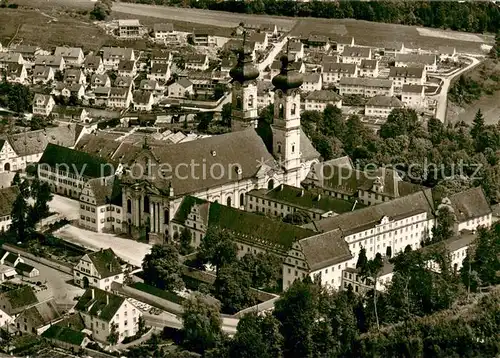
0,53,24,70
0,286,38,327
52,83,85,100
75,288,142,343
63,69,86,85
438,46,458,62
358,59,378,78
32,66,54,84
114,76,134,90
401,84,426,110
339,77,394,97
150,49,173,66
153,23,177,43
303,35,330,51
288,41,305,60
220,57,237,75
83,55,105,74
38,143,116,199
271,59,305,78
0,264,17,283
11,45,41,64
148,63,171,83
108,87,132,108
133,91,154,111
0,186,19,230
304,90,342,111
117,60,137,78
0,139,18,173
90,74,111,90
341,46,372,65
185,54,209,71
168,78,194,98
54,47,84,67
249,32,268,51
365,96,403,118
192,30,229,47
79,176,123,233
301,73,322,92
384,42,409,58
101,47,135,71
389,66,426,92
139,79,163,99
5,63,27,84
51,106,89,122
42,324,88,350
223,39,256,60
321,62,357,85
32,94,56,116
246,184,357,221
257,81,274,109
1,252,23,268
15,299,62,335
15,262,40,278
94,87,111,106
73,248,124,290
34,55,65,72
117,19,143,39
395,54,437,72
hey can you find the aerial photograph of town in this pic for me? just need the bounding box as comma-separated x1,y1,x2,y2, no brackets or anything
0,0,499,356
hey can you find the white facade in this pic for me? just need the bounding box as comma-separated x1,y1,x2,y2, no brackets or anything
32,95,55,116
73,255,124,291
339,78,394,97
401,85,426,110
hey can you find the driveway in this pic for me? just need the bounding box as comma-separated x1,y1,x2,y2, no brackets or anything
48,194,80,221
54,225,152,267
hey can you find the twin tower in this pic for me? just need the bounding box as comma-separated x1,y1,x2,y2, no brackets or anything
229,40,303,183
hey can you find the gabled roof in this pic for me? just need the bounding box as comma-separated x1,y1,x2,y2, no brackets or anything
86,248,123,278
17,299,61,328
15,262,37,274
153,23,174,32
118,19,140,27
302,72,321,83
0,52,22,63
395,53,436,65
6,63,24,77
299,229,352,271
84,55,102,68
75,133,122,160
446,187,491,223
118,60,135,72
0,186,20,217
91,73,110,85
38,143,115,178
249,32,266,43
322,62,356,74
33,65,53,77
133,91,153,105
185,54,207,64
308,189,434,235
305,90,341,102
402,84,425,94
74,287,125,321
33,93,53,106
342,46,370,58
0,286,38,314
389,66,424,78
139,79,158,90
359,59,377,69
42,325,86,346
35,55,64,67
101,47,134,60
151,63,169,74
54,47,83,58
366,95,403,108
339,77,393,88
114,75,133,87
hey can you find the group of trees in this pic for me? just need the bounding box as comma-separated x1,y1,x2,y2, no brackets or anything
178,225,499,357
0,81,33,114
122,0,500,33
90,0,112,21
10,174,53,241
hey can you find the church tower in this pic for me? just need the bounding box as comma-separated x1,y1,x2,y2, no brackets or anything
229,33,260,132
271,50,303,187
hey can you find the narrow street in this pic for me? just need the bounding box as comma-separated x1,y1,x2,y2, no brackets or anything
258,36,289,74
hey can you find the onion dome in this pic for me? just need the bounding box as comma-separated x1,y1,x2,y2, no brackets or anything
229,46,259,83
272,53,303,91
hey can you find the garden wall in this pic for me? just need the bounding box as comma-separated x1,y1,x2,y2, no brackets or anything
2,243,73,275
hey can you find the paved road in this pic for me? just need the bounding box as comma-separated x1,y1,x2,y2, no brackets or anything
145,311,237,335
258,36,289,74
429,56,481,122
48,194,80,221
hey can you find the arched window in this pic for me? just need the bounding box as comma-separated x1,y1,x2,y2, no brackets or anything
226,196,232,207
278,103,284,118
164,210,169,224
291,144,295,153
291,103,297,115
239,193,244,206
277,144,282,154
236,96,242,109
127,199,132,213
144,196,150,213
248,95,254,108
268,179,274,190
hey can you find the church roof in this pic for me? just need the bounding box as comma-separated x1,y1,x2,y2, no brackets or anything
272,53,303,91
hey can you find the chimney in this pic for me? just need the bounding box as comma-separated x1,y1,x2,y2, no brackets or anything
91,288,95,299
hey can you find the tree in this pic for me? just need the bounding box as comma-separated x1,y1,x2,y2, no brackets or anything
430,205,455,245
239,252,282,289
10,172,21,187
214,263,256,314
197,227,238,275
90,0,111,20
221,102,232,127
179,227,194,256
142,243,184,291
471,108,485,139
138,315,146,334
358,253,383,330
213,84,228,100
230,313,283,358
30,179,53,223
379,108,420,139
321,104,344,137
182,294,223,354
107,323,119,345
10,193,32,242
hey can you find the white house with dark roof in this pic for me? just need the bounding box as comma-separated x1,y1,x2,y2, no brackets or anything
133,91,154,111
151,49,173,66
438,46,458,62
365,96,403,118
185,54,209,71
54,47,84,67
249,32,268,51
304,90,342,111
118,19,144,39
83,54,105,74
148,63,171,83
108,87,132,108
0,139,18,173
389,66,426,92
90,74,111,89
63,69,86,85
358,59,378,78
34,55,65,72
0,286,38,327
101,47,135,70
300,72,322,92
79,176,123,233
339,77,394,97
52,83,85,100
15,299,62,335
153,23,178,43
139,79,164,100
288,41,304,60
401,84,426,110
0,186,19,230
5,63,27,84
32,66,54,84
118,60,137,78
341,46,372,65
321,62,357,85
75,287,142,343
0,52,24,70
168,78,193,98
33,94,56,116
395,53,437,72
10,45,41,64
73,248,124,290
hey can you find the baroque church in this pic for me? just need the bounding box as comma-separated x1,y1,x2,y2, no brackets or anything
120,43,320,241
